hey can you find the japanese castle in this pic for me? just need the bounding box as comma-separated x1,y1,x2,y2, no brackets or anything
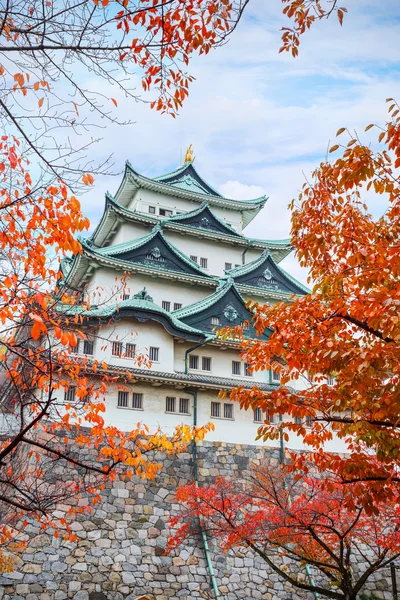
60,147,312,448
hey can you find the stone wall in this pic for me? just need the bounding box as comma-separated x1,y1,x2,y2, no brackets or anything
0,441,394,600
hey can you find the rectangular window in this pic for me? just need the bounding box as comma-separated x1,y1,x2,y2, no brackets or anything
232,361,241,375
179,398,190,414
71,340,79,354
83,340,94,355
225,262,232,271
224,404,233,419
327,375,335,386
200,257,208,269
294,416,303,425
122,294,130,300
132,393,143,410
117,391,129,408
211,316,220,326
305,415,312,428
162,301,171,312
166,396,176,413
235,264,240,268
64,387,76,403
149,347,159,362
211,402,220,418
125,343,136,358
190,255,198,263
272,369,281,382
174,303,182,310
244,363,252,377
159,208,172,217
112,341,123,356
189,355,199,369
266,411,276,424
148,206,156,214
254,407,263,422
202,357,211,371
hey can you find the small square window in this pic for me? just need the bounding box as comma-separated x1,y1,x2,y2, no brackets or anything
83,340,94,355
190,255,198,263
174,302,182,310
211,316,220,326
148,206,156,214
125,343,136,358
189,355,199,369
122,294,130,301
272,369,281,382
327,375,335,386
254,408,263,422
112,341,123,356
132,393,143,409
244,363,252,377
166,396,176,413
225,262,232,271
159,208,172,217
211,402,220,418
200,257,208,269
117,391,129,408
224,404,233,419
162,301,171,312
149,347,159,362
64,387,76,403
202,357,211,371
179,398,190,414
294,416,302,425
232,361,241,375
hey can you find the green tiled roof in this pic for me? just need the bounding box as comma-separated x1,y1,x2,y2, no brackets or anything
172,278,242,319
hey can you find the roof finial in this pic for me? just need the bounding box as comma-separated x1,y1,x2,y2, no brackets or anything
183,144,195,164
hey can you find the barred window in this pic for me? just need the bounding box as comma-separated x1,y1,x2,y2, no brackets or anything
132,393,143,409
125,343,136,358
174,302,182,310
162,301,171,312
71,340,79,354
211,402,220,418
266,411,276,424
190,255,198,263
327,375,335,386
200,257,208,269
254,408,263,423
83,340,94,355
148,206,156,214
232,361,241,375
244,363,252,377
159,208,172,217
225,262,232,271
179,398,189,415
224,404,233,419
123,294,130,301
117,391,129,408
272,369,281,382
112,341,123,356
305,415,312,428
64,387,76,403
189,355,199,369
166,396,176,413
211,316,220,326
149,347,159,362
202,357,211,371
294,416,303,425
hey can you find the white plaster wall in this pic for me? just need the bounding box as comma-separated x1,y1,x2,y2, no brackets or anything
110,221,151,246
164,231,257,277
128,189,243,233
84,267,211,308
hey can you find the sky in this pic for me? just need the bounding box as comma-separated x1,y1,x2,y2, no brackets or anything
78,0,400,285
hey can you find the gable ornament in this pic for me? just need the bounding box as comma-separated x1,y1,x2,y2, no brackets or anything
223,303,238,322
263,268,273,280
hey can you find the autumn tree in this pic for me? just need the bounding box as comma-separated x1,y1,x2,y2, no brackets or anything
219,101,400,510
170,466,400,600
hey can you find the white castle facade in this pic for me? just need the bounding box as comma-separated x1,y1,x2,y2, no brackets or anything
59,150,340,452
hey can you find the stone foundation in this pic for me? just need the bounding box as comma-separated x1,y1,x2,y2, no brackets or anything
0,442,394,600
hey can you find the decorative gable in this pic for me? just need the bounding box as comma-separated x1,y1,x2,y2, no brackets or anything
232,250,308,296
153,163,222,197
168,202,240,237
174,281,270,338
98,229,213,278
